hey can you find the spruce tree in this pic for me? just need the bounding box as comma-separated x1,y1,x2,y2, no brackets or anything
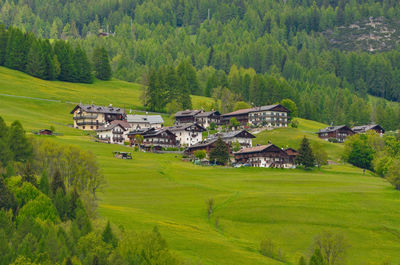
298,256,307,265
92,46,111,80
177,75,192,110
54,40,75,82
73,45,93,83
5,28,27,71
309,248,325,265
26,39,47,79
42,40,57,80
21,161,37,187
102,221,118,247
8,121,32,162
296,137,315,169
39,171,50,196
0,25,7,65
165,66,179,102
0,176,17,212
51,169,66,196
209,137,229,165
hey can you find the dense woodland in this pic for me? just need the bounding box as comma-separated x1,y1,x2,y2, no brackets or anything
2,0,400,129
0,117,182,265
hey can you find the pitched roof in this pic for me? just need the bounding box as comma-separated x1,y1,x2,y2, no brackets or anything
221,104,289,117
96,123,126,132
208,130,255,140
352,124,384,133
234,144,275,154
126,114,164,124
110,120,131,129
285,148,298,156
196,111,221,118
174,110,202,118
318,125,352,134
70,104,124,115
167,123,206,132
221,108,253,117
187,138,219,149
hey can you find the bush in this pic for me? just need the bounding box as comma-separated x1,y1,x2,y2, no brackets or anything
290,120,299,128
260,238,286,262
328,138,339,143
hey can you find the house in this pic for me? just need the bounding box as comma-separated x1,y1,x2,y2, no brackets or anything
194,111,220,128
248,104,290,127
220,104,290,128
71,104,125,131
39,129,53,135
317,125,354,143
207,130,255,148
167,123,206,147
127,128,177,151
234,144,296,168
174,110,203,124
352,124,385,135
220,108,253,126
284,148,299,166
96,123,127,144
185,138,229,156
127,114,164,130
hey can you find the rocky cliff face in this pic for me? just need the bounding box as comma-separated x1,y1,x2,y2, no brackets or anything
324,17,400,52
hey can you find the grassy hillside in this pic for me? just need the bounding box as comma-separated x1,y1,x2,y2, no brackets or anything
1,68,400,264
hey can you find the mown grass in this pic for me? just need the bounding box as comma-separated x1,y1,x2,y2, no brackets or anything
1,68,400,264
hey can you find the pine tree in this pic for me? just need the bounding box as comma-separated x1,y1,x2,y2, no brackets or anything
51,169,65,196
209,137,230,165
102,221,118,248
21,161,37,187
93,46,112,80
54,40,75,82
165,66,179,102
42,40,57,80
309,248,325,265
178,75,192,110
0,176,17,212
5,28,30,71
8,120,32,162
39,171,50,196
0,25,8,65
73,45,93,83
26,39,47,79
296,137,315,169
298,256,307,265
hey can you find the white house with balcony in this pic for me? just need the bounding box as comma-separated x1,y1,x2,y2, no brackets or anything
248,104,290,128
96,122,129,144
167,123,206,147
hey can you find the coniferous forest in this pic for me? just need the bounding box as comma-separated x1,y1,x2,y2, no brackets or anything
2,0,400,130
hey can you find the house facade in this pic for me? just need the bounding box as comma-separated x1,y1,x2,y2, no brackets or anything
127,114,164,130
194,111,221,128
174,110,203,124
96,123,127,144
220,104,290,128
168,123,206,147
207,130,255,149
248,104,289,127
71,104,125,131
127,128,177,151
234,144,296,168
352,124,385,135
317,125,354,143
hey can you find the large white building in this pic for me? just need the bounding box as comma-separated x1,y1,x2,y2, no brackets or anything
248,104,289,127
167,123,206,147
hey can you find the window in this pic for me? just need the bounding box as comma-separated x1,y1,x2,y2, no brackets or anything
90,126,93,129
96,126,99,129
83,126,86,129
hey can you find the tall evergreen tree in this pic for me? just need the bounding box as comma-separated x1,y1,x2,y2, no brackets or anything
54,40,75,82
296,137,315,169
8,120,32,162
5,28,31,71
73,45,93,83
0,25,7,65
26,39,47,79
177,75,192,110
209,137,229,165
42,40,57,80
51,169,66,196
92,46,112,80
102,221,118,247
309,248,325,265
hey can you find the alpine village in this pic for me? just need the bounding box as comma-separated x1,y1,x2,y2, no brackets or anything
3,1,400,265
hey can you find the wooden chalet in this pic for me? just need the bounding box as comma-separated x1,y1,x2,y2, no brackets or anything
185,138,230,156
71,104,126,131
127,128,177,151
284,148,299,166
195,110,221,128
234,144,295,168
317,125,354,143
39,129,53,135
221,108,253,126
352,124,385,135
174,110,203,124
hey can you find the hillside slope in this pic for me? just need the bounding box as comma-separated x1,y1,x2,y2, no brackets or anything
1,68,400,264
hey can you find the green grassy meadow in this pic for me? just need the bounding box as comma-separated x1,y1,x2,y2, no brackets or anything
1,67,400,264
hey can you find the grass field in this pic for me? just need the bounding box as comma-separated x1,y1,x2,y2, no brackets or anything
1,67,400,264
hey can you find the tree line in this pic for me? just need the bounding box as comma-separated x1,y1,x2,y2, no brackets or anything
0,116,182,265
0,25,111,83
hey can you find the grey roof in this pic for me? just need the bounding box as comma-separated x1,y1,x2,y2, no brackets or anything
167,123,206,132
127,127,173,137
71,104,124,115
196,111,220,118
96,123,126,132
352,124,384,133
207,130,255,140
174,110,202,118
187,138,218,149
126,114,164,124
318,125,351,133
